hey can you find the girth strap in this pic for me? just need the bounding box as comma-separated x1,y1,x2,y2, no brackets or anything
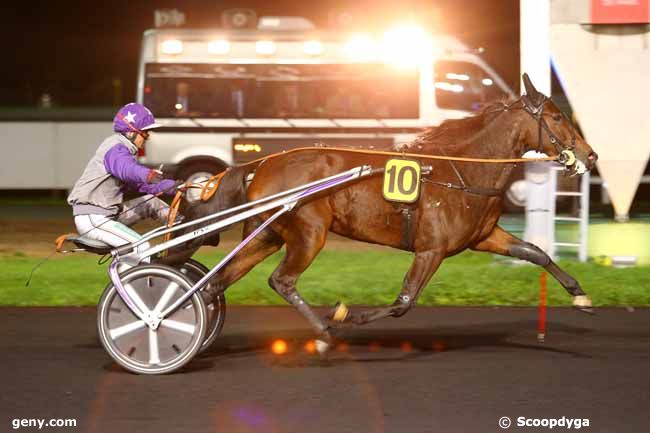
399,206,416,251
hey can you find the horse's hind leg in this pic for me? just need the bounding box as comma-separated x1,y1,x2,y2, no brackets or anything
202,218,284,302
472,226,593,313
267,207,334,354
330,250,444,326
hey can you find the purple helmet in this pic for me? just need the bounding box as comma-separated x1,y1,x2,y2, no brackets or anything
113,102,163,134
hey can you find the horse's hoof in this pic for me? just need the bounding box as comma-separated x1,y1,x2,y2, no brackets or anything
573,295,594,314
574,306,595,314
331,302,350,322
315,339,330,356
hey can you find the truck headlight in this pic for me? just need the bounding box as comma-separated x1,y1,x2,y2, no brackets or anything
303,40,323,56
381,24,432,67
208,39,230,55
161,39,183,55
256,40,276,56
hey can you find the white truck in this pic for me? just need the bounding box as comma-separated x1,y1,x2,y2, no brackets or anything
136,15,515,189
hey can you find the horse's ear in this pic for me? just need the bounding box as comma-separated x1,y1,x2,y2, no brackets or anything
522,73,538,98
522,73,545,106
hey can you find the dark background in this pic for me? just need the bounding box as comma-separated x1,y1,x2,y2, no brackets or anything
2,0,519,107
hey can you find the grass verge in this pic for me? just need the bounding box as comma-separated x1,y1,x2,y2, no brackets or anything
1,250,648,307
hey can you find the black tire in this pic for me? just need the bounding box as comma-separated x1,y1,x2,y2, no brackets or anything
177,161,227,185
176,259,227,353
97,264,207,375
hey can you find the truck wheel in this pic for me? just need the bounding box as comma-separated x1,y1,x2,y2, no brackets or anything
178,161,227,184
177,162,228,202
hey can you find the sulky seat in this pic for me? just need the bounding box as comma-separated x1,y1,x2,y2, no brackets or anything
55,233,113,255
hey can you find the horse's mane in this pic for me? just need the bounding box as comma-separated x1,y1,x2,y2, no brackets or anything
405,99,513,149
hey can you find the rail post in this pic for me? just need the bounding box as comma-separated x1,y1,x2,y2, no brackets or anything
538,271,548,342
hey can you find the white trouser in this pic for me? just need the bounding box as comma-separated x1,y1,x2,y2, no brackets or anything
73,196,173,266
74,214,152,268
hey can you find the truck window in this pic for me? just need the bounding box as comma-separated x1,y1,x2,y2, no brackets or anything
144,63,419,119
434,60,506,111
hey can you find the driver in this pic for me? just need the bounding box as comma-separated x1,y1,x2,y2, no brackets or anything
67,102,179,261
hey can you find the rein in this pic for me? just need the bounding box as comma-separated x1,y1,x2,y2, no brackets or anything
195,146,559,202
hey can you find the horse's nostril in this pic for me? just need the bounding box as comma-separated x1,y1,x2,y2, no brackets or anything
588,152,598,162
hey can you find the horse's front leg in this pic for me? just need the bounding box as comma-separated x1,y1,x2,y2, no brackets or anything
329,249,444,326
472,226,593,313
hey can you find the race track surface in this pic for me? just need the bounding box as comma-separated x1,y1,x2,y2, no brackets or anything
1,306,649,433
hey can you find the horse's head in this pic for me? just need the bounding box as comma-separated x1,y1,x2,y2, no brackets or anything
519,73,597,175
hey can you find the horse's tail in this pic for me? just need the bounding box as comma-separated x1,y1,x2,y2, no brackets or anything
208,164,254,215
187,164,257,245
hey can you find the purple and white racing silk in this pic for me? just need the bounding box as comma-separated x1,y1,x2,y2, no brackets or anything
67,133,176,217
104,144,176,196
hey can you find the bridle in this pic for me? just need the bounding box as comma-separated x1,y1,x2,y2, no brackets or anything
520,94,577,166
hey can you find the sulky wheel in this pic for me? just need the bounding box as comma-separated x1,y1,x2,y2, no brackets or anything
97,264,207,375
176,259,226,353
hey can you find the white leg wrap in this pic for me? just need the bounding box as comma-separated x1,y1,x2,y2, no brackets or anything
573,295,592,308
332,302,349,322
315,339,330,354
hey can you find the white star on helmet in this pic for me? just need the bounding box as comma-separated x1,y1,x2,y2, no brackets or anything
124,111,136,123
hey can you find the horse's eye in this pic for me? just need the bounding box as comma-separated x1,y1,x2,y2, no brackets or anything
552,114,562,122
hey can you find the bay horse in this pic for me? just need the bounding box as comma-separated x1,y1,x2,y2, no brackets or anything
166,74,598,354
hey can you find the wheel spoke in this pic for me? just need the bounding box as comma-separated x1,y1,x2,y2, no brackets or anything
124,283,151,316
160,319,196,335
153,282,179,314
109,320,146,339
149,328,160,364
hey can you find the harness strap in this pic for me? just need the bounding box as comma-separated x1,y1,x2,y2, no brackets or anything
422,145,506,198
162,189,184,246
399,207,415,251
421,179,504,197
200,169,229,201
